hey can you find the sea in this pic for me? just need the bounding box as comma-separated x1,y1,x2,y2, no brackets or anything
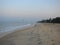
0,16,41,35
0,20,36,35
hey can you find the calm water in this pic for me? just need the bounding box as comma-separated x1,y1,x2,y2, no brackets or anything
0,17,40,34
0,22,33,33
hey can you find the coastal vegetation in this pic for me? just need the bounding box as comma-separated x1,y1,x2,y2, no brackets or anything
37,17,60,23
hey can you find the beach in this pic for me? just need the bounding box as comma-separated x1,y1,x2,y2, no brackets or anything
0,23,60,45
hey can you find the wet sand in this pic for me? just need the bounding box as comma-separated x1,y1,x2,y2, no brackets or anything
0,23,60,45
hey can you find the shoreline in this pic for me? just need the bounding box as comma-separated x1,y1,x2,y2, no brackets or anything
0,23,60,38
0,23,35,38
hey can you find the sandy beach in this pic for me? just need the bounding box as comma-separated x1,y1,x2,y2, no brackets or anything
0,23,60,45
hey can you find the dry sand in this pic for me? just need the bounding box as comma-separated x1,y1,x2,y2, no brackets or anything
0,23,60,45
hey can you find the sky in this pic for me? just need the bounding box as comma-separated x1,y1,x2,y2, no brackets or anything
0,0,60,22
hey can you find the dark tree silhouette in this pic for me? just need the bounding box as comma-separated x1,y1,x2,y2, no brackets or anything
37,17,60,23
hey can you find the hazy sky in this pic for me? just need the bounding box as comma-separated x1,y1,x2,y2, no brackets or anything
0,0,60,21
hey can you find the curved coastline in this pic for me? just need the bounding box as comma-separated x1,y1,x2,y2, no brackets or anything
0,24,35,38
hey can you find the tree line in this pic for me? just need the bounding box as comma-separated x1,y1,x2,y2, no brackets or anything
37,17,60,23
